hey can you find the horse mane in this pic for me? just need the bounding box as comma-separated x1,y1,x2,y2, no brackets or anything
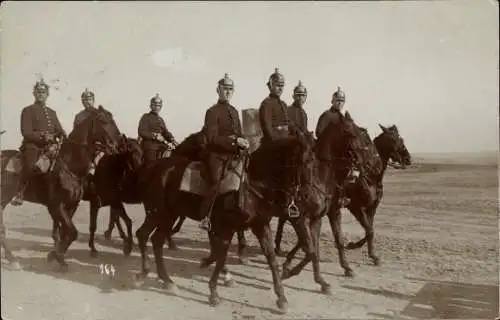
170,130,207,161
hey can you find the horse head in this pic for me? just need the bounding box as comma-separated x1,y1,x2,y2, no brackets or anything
122,135,143,172
374,124,411,168
315,111,365,171
67,105,123,157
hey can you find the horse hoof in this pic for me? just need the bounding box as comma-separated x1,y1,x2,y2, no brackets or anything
123,245,132,257
58,263,69,273
199,258,211,269
9,261,22,271
209,294,221,307
372,257,381,266
90,250,98,258
133,273,147,288
276,299,289,314
321,284,332,295
103,231,112,241
162,281,179,295
344,269,355,278
237,257,249,265
224,279,236,288
47,251,58,262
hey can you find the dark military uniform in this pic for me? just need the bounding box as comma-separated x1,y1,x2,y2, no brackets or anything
138,111,175,165
203,100,243,184
315,107,343,139
74,108,98,128
20,102,66,177
287,102,308,134
315,87,351,207
199,73,246,230
259,94,292,145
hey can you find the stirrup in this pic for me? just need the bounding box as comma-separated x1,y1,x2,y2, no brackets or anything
287,200,300,218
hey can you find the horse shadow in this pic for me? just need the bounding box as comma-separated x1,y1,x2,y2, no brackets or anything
4,228,293,314
9,226,260,266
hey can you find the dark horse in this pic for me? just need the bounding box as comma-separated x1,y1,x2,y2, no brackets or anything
134,132,312,313
106,131,250,262
0,106,123,270
84,136,143,258
0,130,21,270
87,132,206,256
266,112,365,292
276,120,411,277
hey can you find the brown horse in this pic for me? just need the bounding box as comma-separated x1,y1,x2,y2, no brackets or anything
0,106,123,271
106,131,251,262
277,119,411,277
272,112,364,290
81,136,144,257
134,130,312,313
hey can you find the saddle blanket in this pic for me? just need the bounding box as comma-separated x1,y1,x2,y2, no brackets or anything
4,154,52,174
179,159,244,196
4,154,22,173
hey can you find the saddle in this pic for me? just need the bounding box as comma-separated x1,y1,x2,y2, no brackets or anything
178,158,244,196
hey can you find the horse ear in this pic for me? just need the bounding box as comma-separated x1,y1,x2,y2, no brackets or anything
344,111,353,121
379,124,388,133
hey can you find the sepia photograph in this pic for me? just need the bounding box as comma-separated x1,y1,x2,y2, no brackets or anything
0,1,498,319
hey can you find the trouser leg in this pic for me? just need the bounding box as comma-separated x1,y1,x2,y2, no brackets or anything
199,155,224,230
12,148,39,205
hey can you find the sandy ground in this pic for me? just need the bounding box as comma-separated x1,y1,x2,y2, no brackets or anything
1,161,499,320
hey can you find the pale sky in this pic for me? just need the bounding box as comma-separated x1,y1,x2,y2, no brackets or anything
0,1,498,153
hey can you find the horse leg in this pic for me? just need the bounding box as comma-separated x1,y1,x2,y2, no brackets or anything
311,217,331,294
199,230,217,268
208,230,233,306
166,216,183,251
112,203,133,257
151,221,178,294
51,220,58,244
135,210,157,281
171,215,185,235
327,207,354,277
236,230,249,265
54,204,78,271
88,200,100,257
252,222,288,314
274,217,287,257
350,207,379,265
0,206,21,270
280,217,315,281
104,209,115,240
114,213,127,240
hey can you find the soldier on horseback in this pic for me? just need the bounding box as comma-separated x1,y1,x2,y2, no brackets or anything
287,80,309,136
199,73,250,231
315,86,352,207
73,88,106,176
137,94,177,166
11,78,67,206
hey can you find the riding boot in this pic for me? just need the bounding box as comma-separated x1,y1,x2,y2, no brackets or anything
11,175,30,206
199,185,219,231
